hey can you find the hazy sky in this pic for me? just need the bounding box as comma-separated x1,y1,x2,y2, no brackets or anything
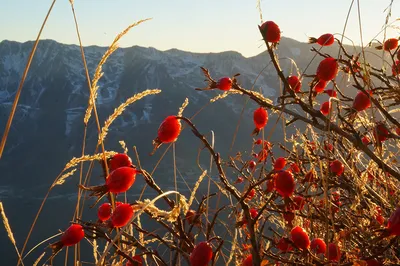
1,0,399,57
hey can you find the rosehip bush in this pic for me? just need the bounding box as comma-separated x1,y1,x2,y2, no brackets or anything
11,5,400,266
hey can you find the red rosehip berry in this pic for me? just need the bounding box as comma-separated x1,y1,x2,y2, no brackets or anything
309,33,334,46
290,196,306,211
283,212,295,225
324,89,337,97
313,80,327,93
387,207,400,236
287,75,302,92
253,107,268,135
246,188,256,200
50,224,85,255
362,136,371,145
248,160,257,171
266,178,275,192
374,123,390,142
310,238,327,254
290,226,310,250
366,259,382,266
98,203,112,222
320,101,331,116
157,115,182,143
185,210,198,225
242,254,253,266
217,77,232,91
326,243,341,261
353,90,372,112
330,160,344,176
317,57,339,81
254,138,263,145
111,203,134,228
290,163,300,174
260,21,281,43
109,153,132,172
126,255,143,266
257,149,269,162
274,157,287,171
277,237,292,252
190,242,213,266
275,170,295,197
383,38,398,51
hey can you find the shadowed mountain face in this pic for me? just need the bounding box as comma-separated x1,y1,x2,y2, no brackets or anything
0,38,380,264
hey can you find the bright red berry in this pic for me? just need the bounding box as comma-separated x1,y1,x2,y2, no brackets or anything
290,226,310,250
290,163,300,174
106,167,137,193
324,142,333,151
242,254,253,266
109,153,132,172
258,149,269,162
157,116,181,143
246,188,256,200
309,33,334,46
50,224,85,255
392,60,400,76
330,160,344,176
287,76,302,92
314,80,327,93
316,57,339,81
217,77,232,91
266,178,275,192
111,203,134,228
291,196,306,211
61,224,84,246
274,157,287,171
126,255,143,266
235,176,245,184
303,170,315,183
383,38,398,51
185,210,197,225
249,160,257,170
275,170,295,197
277,238,292,252
374,123,390,142
98,203,112,222
362,136,371,145
283,212,295,225
250,208,258,219
260,21,281,43
253,107,268,135
254,138,263,145
353,90,372,112
310,238,326,254
190,242,213,266
366,259,382,266
376,214,385,225
326,243,341,261
387,207,400,236
320,101,331,116
324,89,337,97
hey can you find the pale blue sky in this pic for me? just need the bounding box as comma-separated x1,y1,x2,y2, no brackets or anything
1,0,399,57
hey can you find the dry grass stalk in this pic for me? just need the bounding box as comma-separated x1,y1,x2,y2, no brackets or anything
32,252,45,266
53,169,77,187
177,97,189,117
210,90,243,103
92,236,98,264
134,194,188,223
84,18,152,124
188,170,207,207
97,89,162,145
119,140,128,154
64,151,117,171
0,202,23,265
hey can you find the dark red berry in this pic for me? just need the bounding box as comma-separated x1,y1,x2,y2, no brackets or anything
277,237,292,252
242,254,253,266
290,163,300,174
126,255,143,266
387,207,400,236
330,160,344,176
253,107,268,130
383,38,398,51
190,242,213,266
61,224,85,247
106,167,137,193
353,90,372,112
326,243,341,261
275,171,295,197
310,238,326,254
324,89,337,97
320,101,331,116
314,80,327,93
